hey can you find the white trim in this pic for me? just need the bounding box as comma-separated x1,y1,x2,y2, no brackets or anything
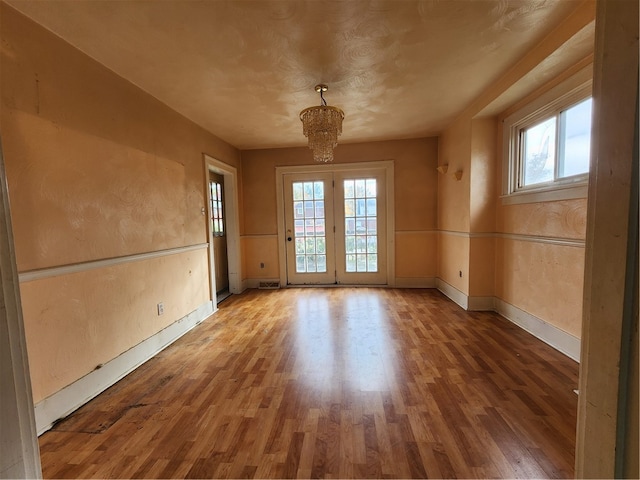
276,171,287,287
394,277,437,288
19,244,208,283
439,230,494,238
500,233,585,248
395,230,437,236
385,165,396,287
438,229,470,237
436,280,495,312
435,278,580,361
0,137,42,478
494,298,580,362
275,160,395,175
500,183,588,205
204,155,243,295
438,230,585,248
34,301,214,435
435,279,468,310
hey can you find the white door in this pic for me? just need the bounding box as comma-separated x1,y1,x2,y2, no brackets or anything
334,171,387,285
284,172,336,285
283,168,387,286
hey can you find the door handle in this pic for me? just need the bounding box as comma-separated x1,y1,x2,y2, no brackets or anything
287,237,292,242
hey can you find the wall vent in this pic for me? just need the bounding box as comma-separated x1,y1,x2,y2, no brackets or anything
258,281,280,290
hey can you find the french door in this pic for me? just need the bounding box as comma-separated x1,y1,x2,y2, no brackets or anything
283,168,387,285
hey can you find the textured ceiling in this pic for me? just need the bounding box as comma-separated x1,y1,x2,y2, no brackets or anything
6,0,591,150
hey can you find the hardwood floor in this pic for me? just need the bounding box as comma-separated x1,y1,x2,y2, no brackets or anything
39,288,579,478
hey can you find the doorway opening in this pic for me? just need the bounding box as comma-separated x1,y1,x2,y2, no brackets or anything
204,155,242,305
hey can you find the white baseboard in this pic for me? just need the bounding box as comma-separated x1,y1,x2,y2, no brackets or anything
34,301,215,435
435,279,468,309
435,279,579,361
394,277,437,288
494,298,580,362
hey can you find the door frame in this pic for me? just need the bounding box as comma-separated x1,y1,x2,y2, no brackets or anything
204,155,242,299
276,160,395,288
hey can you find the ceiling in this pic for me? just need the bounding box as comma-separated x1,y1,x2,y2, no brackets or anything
6,0,592,150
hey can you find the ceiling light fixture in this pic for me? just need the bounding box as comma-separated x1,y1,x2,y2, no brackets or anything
300,84,344,163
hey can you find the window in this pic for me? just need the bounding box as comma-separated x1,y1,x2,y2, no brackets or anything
502,67,592,204
210,181,224,236
519,97,592,187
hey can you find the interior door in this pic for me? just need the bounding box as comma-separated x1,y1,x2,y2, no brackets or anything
210,173,229,295
284,172,336,285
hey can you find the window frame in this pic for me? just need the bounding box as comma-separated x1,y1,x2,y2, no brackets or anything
501,67,592,205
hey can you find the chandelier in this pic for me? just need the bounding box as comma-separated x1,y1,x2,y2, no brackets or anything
300,84,345,162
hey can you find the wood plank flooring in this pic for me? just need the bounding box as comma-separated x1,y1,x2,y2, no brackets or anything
39,288,579,478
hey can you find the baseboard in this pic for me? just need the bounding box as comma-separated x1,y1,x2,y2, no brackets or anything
435,279,579,361
435,279,468,309
394,277,437,288
494,298,581,362
34,301,215,435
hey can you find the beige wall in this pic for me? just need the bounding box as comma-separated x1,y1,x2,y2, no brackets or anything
1,5,240,402
435,2,593,341
241,138,439,283
494,152,587,338
0,0,595,412
437,117,470,233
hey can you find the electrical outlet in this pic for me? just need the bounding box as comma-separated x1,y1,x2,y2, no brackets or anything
459,270,463,278
260,262,265,269
157,302,164,315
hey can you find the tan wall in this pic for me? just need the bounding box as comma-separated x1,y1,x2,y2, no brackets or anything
20,251,209,401
495,238,585,337
494,149,587,338
395,232,437,279
468,237,495,298
435,3,593,332
437,233,469,294
437,117,470,233
241,138,439,282
497,199,587,238
243,236,279,280
467,118,497,297
1,5,240,401
469,118,497,233
436,116,471,295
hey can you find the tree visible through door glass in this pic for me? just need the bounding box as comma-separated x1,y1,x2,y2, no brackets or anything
344,178,377,273
293,181,327,273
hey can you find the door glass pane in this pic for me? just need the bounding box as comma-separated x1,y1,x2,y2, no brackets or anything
292,181,327,273
346,254,356,272
344,178,377,273
210,181,224,236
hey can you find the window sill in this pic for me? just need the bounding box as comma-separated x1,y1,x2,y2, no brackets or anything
500,182,588,205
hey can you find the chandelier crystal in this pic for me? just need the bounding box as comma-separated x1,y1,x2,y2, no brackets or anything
300,84,344,162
